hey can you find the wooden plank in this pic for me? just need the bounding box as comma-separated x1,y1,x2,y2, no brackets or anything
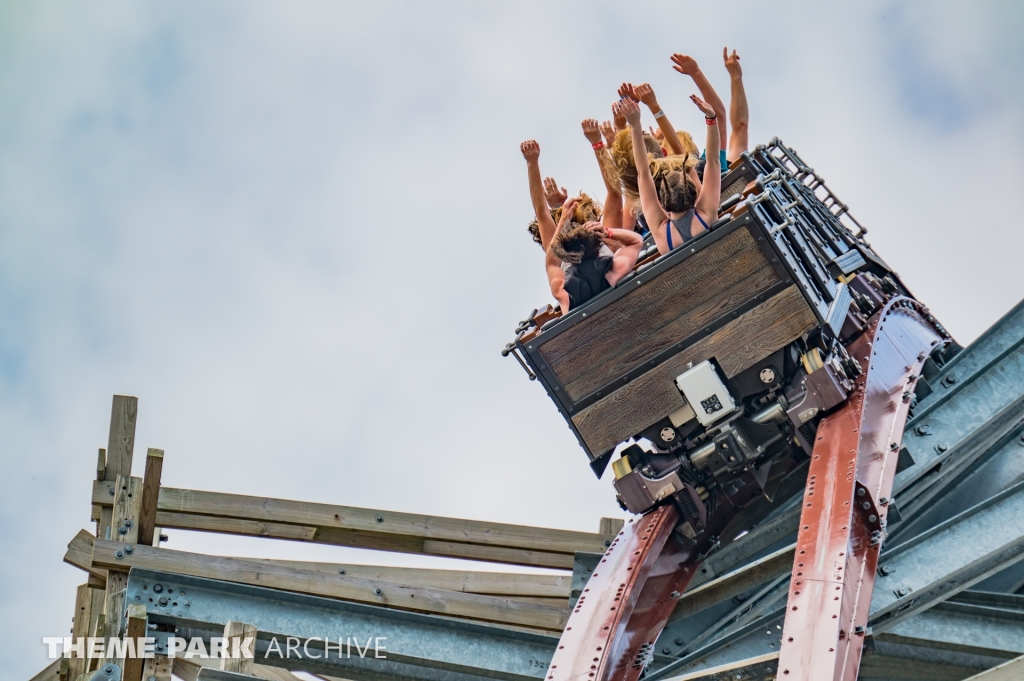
154,511,317,541
111,475,143,544
544,228,782,401
122,603,147,681
138,448,164,547
67,528,569,597
27,659,62,681
963,653,1024,681
105,395,138,482
91,482,613,567
572,285,819,454
174,658,306,681
599,517,624,535
141,656,172,681
64,529,106,581
256,558,570,597
674,652,779,680
105,476,143,646
68,585,95,681
90,538,569,631
221,621,258,674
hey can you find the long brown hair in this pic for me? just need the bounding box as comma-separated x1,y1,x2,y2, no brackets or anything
551,223,603,264
527,193,603,248
651,155,699,213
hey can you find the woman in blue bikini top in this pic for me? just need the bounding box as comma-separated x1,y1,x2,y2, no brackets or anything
614,65,722,256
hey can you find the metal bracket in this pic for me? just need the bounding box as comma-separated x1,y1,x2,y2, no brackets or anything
88,664,122,681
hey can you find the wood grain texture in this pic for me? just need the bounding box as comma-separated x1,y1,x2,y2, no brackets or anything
572,286,818,454
540,228,775,400
138,448,164,547
121,604,147,681
562,264,781,401
105,396,137,483
141,656,172,681
64,529,106,581
111,475,143,545
27,660,61,681
91,539,570,631
221,621,258,674
92,482,612,567
66,527,569,597
69,584,100,681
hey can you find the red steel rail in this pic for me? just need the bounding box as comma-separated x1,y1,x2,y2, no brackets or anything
777,297,945,679
549,296,946,681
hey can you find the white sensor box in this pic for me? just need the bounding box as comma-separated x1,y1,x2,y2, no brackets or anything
675,360,737,427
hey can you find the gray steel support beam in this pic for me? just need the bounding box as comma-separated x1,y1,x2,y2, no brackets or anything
871,479,1024,631
649,480,1024,679
125,568,559,681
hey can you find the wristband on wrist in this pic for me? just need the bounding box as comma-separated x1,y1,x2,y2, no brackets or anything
592,141,605,150
705,116,717,125
653,109,666,120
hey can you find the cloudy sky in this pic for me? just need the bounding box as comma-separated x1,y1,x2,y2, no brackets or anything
2,1,1023,677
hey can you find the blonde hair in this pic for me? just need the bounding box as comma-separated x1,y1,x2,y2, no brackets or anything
527,193,603,248
610,129,664,208
650,155,699,213
675,130,699,158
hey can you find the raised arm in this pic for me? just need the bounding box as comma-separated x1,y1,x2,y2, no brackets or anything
543,177,568,210
616,98,670,253
596,223,644,286
670,54,728,156
545,246,569,311
723,47,748,163
621,83,685,156
691,95,721,226
521,140,558,250
582,118,623,230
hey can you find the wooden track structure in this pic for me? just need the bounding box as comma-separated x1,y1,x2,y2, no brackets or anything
27,313,1024,681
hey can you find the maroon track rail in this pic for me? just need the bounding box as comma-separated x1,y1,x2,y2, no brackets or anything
546,504,701,681
777,297,945,679
549,296,946,681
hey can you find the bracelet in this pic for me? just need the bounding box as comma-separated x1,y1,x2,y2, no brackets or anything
705,116,717,125
653,109,666,120
605,227,613,238
592,141,605,150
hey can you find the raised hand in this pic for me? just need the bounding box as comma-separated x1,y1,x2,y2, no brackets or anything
634,83,659,110
617,83,639,102
612,102,627,131
690,94,716,118
520,140,540,162
648,125,664,141
614,98,642,128
558,197,580,229
600,120,616,147
670,53,700,77
723,47,742,78
586,221,612,238
543,178,568,208
581,118,602,145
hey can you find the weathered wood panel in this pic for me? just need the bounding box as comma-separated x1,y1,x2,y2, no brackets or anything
562,265,781,401
540,227,779,402
91,539,570,631
572,286,817,454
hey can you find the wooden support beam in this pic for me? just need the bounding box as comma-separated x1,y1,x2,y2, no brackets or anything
174,658,306,681
121,603,147,681
673,652,779,680
138,448,164,547
99,396,137,542
963,653,1024,681
104,476,143,644
28,659,62,681
90,537,569,631
91,482,614,568
141,656,172,681
68,584,104,681
599,517,624,535
66,527,569,597
221,621,258,674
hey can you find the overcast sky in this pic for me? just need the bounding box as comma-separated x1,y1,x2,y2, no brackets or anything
2,1,1023,677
